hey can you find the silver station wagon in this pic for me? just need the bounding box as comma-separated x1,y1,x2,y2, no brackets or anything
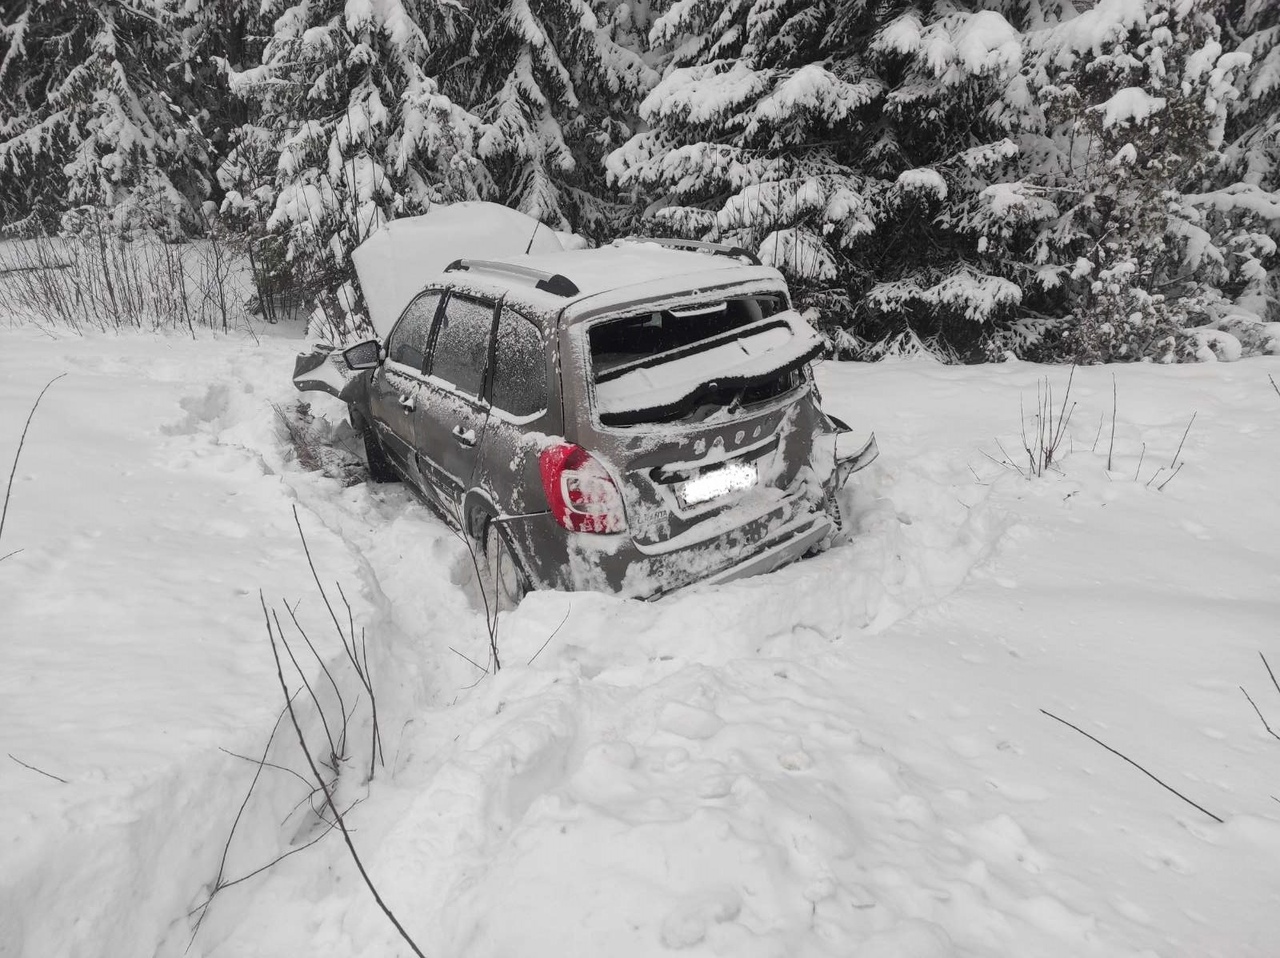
295,237,877,604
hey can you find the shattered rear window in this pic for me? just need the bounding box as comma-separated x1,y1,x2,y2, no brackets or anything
588,295,821,427
589,295,784,375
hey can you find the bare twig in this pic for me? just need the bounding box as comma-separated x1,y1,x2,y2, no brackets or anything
1041,708,1224,823
273,608,341,768
994,439,1028,478
1,373,66,556
1107,375,1117,471
1240,687,1280,742
8,753,68,784
188,694,298,948
1268,374,1279,401
1168,412,1197,469
450,645,489,674
1133,443,1145,482
1261,652,1280,698
217,747,312,790
1155,463,1184,492
292,507,349,646
282,601,348,757
187,818,341,922
528,606,572,665
262,594,427,958
291,511,382,778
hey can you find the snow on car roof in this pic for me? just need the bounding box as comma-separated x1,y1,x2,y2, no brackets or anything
462,242,787,318
353,202,564,337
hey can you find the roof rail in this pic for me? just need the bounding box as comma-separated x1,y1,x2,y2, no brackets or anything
444,258,580,297
621,236,762,267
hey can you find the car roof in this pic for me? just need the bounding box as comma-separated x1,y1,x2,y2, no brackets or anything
447,243,788,323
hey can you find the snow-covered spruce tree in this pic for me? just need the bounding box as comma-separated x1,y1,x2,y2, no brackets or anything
607,0,887,346
224,0,485,342
1211,0,1280,342
608,0,1049,358
452,0,657,237
969,0,1270,362
0,0,212,236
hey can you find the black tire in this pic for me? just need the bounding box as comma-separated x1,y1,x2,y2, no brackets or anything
352,409,397,483
480,520,528,611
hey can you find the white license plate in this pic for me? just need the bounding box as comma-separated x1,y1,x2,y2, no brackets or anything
678,461,757,506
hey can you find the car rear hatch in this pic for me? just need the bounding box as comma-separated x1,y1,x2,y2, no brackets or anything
577,290,827,555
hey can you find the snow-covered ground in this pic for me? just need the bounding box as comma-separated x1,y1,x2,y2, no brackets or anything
2,324,1279,958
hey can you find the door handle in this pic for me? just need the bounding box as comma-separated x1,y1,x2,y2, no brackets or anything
398,392,415,412
451,425,476,447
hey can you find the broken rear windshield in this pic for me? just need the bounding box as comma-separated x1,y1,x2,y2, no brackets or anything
588,295,823,427
589,295,785,376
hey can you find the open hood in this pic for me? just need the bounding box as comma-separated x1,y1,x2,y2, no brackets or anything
352,202,564,337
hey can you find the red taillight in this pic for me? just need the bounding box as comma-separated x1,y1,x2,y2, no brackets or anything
539,443,627,534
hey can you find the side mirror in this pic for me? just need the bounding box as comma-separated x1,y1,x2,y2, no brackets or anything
343,339,382,370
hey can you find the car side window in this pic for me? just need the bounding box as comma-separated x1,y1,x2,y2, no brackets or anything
492,306,547,418
387,292,442,372
428,293,495,398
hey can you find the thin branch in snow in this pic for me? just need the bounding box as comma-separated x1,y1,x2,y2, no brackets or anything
1,373,66,559
1168,412,1197,469
1133,443,1145,482
273,607,341,769
189,693,298,949
1040,709,1224,824
1261,652,1280,699
1269,374,1279,401
1091,412,1104,453
217,747,312,790
282,601,348,758
262,593,427,958
8,753,68,784
528,606,572,665
1107,375,1117,472
450,645,489,674
1155,463,1184,492
1240,687,1280,742
994,439,1028,478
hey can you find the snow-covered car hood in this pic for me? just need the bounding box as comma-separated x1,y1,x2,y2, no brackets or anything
352,202,564,337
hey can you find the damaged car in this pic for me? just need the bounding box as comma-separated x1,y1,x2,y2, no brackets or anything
295,229,877,603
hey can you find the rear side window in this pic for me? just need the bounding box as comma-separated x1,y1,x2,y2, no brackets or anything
387,291,442,371
429,294,495,397
491,307,547,418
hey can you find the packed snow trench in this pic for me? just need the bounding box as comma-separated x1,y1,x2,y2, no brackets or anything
2,325,1279,958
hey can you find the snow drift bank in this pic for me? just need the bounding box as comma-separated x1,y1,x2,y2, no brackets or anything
2,327,1279,957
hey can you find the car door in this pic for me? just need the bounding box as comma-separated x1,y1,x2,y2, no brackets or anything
412,290,497,518
369,289,444,487
475,302,557,516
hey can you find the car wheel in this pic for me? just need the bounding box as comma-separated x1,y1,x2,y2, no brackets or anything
481,520,527,612
354,412,397,483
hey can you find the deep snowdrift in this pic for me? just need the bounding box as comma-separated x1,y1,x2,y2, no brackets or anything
2,325,1278,958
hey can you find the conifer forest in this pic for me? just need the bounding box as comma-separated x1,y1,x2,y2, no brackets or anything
1,0,1277,361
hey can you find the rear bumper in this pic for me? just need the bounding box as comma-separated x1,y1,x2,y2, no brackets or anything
698,513,831,589
506,499,832,600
